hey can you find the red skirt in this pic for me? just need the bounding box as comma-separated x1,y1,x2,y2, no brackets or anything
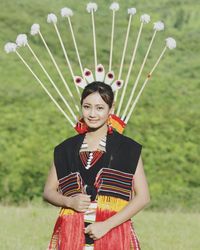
48,195,140,250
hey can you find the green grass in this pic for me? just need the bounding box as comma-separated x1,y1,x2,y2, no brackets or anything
0,205,199,250
0,0,200,209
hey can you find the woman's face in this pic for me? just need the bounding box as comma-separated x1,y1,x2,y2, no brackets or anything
81,92,112,129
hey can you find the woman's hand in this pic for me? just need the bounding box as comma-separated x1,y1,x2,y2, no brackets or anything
85,221,111,240
68,193,91,212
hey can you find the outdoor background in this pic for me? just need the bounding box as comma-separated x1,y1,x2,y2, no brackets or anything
0,0,199,249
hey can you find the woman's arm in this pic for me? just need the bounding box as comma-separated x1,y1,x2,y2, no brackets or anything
85,156,150,239
43,163,91,211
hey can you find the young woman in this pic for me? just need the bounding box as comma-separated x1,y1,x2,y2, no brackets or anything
43,81,150,250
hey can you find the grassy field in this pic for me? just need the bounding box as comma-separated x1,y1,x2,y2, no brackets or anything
0,205,199,250
0,0,200,211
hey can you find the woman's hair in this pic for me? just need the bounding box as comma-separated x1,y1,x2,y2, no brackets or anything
81,81,114,108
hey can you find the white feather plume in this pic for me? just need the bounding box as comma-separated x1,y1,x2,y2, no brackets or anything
111,80,123,92
140,14,151,24
110,2,120,11
84,68,95,83
47,13,57,24
86,3,98,13
16,34,28,47
128,8,136,15
30,24,40,35
95,64,105,82
104,71,115,85
166,37,176,49
61,7,73,17
4,42,17,53
154,21,164,31
74,76,87,89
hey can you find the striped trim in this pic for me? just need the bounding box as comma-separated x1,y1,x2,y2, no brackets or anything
79,150,104,169
58,172,84,196
95,168,134,201
58,168,134,203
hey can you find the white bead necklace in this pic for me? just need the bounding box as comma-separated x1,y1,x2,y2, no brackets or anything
85,152,94,169
80,135,107,170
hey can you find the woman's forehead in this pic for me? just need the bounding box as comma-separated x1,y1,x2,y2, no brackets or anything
82,92,106,105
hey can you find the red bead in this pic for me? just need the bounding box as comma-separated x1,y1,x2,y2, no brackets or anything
107,125,113,134
97,67,103,72
116,80,121,86
85,71,91,76
76,78,81,83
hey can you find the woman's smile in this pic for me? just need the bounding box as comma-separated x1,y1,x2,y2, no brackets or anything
88,119,99,122
81,92,112,129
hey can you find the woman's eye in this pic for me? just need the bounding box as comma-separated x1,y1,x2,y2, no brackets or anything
97,107,104,110
83,105,90,109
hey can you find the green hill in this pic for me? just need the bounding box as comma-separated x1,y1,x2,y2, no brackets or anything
0,0,199,210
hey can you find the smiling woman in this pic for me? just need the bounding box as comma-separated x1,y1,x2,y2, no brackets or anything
81,82,114,131
43,81,150,250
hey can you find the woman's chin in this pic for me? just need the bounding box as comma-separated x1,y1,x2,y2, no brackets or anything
87,123,100,129
86,121,105,130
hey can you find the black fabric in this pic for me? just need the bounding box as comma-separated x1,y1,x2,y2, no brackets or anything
85,185,97,201
84,222,94,244
54,131,142,180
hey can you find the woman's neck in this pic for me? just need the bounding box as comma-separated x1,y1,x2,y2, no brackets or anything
86,123,108,140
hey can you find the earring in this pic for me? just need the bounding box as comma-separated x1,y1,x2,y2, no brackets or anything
75,117,88,134
107,115,113,134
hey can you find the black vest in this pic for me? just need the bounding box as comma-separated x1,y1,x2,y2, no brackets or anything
54,131,142,180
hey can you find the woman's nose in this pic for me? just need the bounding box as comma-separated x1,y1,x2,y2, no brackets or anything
89,108,96,117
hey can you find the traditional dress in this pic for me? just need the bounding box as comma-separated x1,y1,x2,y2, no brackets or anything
48,130,142,250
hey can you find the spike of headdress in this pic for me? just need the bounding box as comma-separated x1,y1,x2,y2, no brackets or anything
5,2,176,134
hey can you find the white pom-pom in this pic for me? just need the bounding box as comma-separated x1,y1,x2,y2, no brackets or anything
140,14,150,24
30,24,40,35
86,3,98,13
110,2,120,11
128,8,136,15
166,37,176,49
61,7,73,17
4,42,17,53
16,34,28,47
154,21,164,31
47,13,57,24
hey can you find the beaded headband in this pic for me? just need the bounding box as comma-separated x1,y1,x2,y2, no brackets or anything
4,2,176,134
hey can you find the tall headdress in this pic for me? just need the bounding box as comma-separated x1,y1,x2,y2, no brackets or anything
5,2,176,134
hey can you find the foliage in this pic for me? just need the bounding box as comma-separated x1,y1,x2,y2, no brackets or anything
0,0,199,210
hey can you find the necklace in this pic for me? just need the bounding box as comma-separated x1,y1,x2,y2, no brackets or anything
80,136,106,169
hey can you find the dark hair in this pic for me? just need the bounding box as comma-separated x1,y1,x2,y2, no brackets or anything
81,81,114,108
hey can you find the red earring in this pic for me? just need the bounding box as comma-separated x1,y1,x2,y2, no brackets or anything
75,117,88,134
107,115,113,134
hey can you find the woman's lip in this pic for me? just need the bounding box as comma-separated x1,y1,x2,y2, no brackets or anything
88,119,99,122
